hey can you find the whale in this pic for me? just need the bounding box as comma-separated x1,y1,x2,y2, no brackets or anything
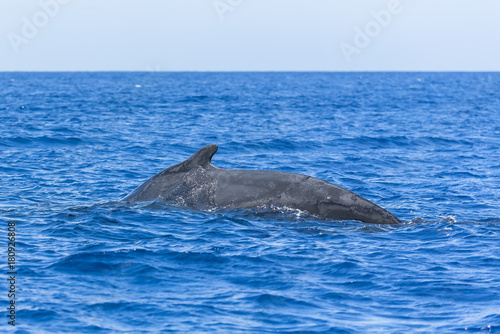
123,144,402,224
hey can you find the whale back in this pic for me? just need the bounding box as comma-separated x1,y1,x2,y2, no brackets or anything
123,144,401,224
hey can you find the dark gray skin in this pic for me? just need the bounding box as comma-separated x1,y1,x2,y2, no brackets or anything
123,144,402,224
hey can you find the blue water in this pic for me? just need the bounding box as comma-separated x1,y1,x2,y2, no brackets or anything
1,72,499,333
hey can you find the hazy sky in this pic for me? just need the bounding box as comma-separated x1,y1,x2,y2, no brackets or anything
1,0,499,71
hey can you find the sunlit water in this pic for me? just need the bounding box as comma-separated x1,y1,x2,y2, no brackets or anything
1,72,499,333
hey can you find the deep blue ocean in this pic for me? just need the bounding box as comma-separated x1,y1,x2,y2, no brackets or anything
1,72,499,333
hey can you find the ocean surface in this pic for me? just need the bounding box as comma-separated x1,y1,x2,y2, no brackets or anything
1,72,499,333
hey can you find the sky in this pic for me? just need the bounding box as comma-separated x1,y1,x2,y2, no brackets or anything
1,0,499,71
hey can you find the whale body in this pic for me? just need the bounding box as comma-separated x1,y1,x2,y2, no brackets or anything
123,145,401,224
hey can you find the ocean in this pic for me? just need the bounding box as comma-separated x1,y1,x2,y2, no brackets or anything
1,72,499,333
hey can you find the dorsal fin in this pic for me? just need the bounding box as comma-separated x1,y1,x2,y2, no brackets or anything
182,144,218,170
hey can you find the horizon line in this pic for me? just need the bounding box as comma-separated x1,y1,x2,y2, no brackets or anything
1,70,499,73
